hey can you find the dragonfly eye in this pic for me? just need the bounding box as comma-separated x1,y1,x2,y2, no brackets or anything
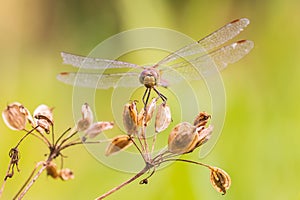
139,69,159,88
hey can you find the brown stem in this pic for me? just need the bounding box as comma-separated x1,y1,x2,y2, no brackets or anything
160,158,212,170
14,161,46,200
95,166,149,200
130,137,147,164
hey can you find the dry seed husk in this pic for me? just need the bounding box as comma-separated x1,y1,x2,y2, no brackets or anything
105,135,133,156
155,103,171,133
123,102,138,135
210,167,231,195
168,122,199,154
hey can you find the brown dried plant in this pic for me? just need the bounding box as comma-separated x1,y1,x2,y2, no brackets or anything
0,102,113,199
1,97,231,199
95,99,231,199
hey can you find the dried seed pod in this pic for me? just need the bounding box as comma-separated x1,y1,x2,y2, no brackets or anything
33,104,54,134
137,109,145,126
145,98,158,124
168,122,199,154
81,103,93,122
195,125,213,148
155,103,171,133
46,162,59,179
210,167,231,195
59,168,74,181
84,121,114,138
123,101,138,135
105,135,133,156
2,102,31,130
193,112,211,127
77,103,93,131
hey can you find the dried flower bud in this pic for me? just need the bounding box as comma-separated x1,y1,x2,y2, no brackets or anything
33,104,54,134
77,103,93,131
85,121,114,138
2,102,31,130
155,103,171,133
195,125,213,148
59,168,74,181
193,112,211,127
105,135,133,156
123,101,138,135
168,122,199,154
46,162,59,179
210,167,231,195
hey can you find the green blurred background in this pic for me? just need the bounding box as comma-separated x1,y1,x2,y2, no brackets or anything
1,0,300,199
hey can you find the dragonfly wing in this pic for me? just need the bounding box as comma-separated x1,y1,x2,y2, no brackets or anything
61,52,142,70
160,40,254,86
155,18,250,68
57,72,141,89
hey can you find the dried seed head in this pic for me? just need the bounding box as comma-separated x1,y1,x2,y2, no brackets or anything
155,103,171,133
2,102,31,130
105,135,133,156
59,168,74,181
46,162,59,179
195,125,213,148
210,167,231,195
123,101,138,135
168,122,199,154
77,103,93,131
193,112,211,127
33,104,54,134
85,121,114,138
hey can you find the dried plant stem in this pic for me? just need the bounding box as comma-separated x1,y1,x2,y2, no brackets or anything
0,179,7,198
141,121,150,161
161,158,212,170
150,132,158,155
54,127,72,146
15,162,47,200
130,138,147,163
16,127,39,148
95,166,149,200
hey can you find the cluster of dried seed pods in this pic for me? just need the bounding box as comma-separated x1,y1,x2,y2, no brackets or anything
1,100,231,198
46,162,74,181
2,102,54,134
77,103,114,141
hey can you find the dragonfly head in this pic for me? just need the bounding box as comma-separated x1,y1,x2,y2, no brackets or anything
139,68,160,88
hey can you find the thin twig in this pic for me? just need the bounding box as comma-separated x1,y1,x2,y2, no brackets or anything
150,132,158,155
54,127,72,146
95,166,149,200
58,139,107,151
57,128,78,149
159,158,212,170
130,137,147,163
14,161,46,200
15,127,38,148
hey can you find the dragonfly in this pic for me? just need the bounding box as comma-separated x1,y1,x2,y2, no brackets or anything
57,18,254,105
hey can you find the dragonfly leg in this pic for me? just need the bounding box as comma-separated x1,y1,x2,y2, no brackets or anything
142,88,152,107
153,87,167,104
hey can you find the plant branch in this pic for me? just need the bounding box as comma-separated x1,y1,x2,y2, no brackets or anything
95,166,149,200
160,158,212,170
14,161,46,200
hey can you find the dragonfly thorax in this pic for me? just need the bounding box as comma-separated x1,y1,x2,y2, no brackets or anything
139,68,160,88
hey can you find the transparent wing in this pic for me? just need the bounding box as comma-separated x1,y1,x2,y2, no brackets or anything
160,40,254,86
61,52,142,69
155,18,250,68
57,71,141,89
